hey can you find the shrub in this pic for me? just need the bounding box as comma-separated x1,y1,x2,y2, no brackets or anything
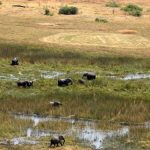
106,1,120,7
95,17,108,23
44,8,53,16
121,4,143,16
59,6,78,15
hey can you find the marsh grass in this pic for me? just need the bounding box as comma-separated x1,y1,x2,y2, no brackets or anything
0,42,149,148
37,121,71,132
105,1,120,8
0,113,32,139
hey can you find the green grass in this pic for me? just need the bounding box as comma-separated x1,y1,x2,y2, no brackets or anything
105,1,120,8
95,17,108,23
59,6,78,15
0,42,149,149
121,4,143,17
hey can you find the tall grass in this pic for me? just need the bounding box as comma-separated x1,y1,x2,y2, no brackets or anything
0,42,149,71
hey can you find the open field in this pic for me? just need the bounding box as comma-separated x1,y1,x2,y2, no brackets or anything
0,0,150,150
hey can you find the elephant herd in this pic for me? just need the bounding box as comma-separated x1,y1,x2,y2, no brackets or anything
10,58,96,148
11,57,96,88
58,72,96,87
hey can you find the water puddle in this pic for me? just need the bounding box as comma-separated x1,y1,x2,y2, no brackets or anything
11,137,38,145
40,71,64,79
75,126,129,149
12,114,129,149
109,73,150,80
0,74,19,81
0,71,64,81
13,114,97,126
122,74,150,80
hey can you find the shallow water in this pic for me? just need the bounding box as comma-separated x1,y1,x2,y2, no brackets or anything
109,73,150,80
0,70,64,81
11,137,38,145
40,71,64,79
12,114,129,149
122,74,150,80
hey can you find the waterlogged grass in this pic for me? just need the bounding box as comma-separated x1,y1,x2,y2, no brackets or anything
0,113,32,139
0,49,149,122
103,127,150,150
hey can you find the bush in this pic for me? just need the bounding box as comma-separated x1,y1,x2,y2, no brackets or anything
95,17,108,23
44,8,53,16
59,6,78,15
106,1,120,7
121,4,143,16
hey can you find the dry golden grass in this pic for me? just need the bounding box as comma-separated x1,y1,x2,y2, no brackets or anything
0,145,91,150
0,0,149,57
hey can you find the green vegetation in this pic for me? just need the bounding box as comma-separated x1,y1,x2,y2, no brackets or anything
105,1,120,8
59,5,78,15
121,4,143,17
44,7,53,16
95,17,108,23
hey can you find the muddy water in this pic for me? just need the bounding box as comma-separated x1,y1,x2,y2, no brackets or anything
11,114,129,149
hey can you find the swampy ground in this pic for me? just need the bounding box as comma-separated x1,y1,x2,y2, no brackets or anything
0,0,150,150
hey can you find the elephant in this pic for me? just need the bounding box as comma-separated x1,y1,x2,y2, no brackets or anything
58,78,73,86
49,136,65,147
50,101,62,107
82,72,96,80
78,79,85,84
17,81,33,88
11,57,19,66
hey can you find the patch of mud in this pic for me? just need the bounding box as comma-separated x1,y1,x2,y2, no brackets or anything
118,29,137,34
40,32,150,49
40,71,64,79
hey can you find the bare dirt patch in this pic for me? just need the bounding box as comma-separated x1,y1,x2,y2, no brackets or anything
40,32,150,49
118,29,137,34
37,23,57,26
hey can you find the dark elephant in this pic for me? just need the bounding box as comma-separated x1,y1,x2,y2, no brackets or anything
50,101,62,107
78,79,85,84
17,81,33,88
49,136,65,147
82,72,96,80
58,78,73,86
11,57,19,66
